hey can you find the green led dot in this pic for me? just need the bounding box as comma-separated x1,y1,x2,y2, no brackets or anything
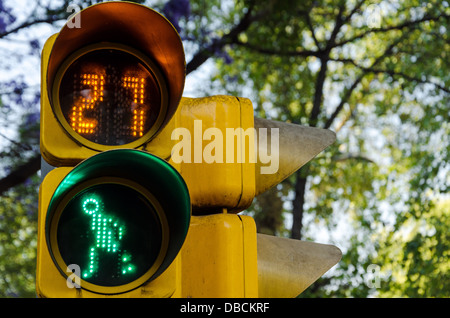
82,197,99,215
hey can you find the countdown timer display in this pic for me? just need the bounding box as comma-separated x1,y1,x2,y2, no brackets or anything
52,45,167,149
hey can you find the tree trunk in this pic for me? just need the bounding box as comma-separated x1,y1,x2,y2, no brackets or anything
254,186,283,235
290,166,309,240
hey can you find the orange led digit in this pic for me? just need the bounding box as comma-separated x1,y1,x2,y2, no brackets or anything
124,76,146,137
70,73,103,134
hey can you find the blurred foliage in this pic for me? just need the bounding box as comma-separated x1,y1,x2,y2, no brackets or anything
0,178,39,297
207,0,449,297
375,200,450,297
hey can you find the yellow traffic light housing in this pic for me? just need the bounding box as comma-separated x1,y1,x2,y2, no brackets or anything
41,1,185,165
37,149,190,297
167,96,256,213
181,214,258,298
38,1,190,298
257,234,342,298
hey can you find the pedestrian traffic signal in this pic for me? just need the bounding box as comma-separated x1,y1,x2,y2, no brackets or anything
37,149,190,297
37,1,341,298
37,1,189,298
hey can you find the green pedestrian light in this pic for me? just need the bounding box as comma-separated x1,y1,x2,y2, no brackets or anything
57,184,163,289
44,149,191,295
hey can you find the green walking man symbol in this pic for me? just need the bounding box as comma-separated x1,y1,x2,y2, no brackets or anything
81,196,135,279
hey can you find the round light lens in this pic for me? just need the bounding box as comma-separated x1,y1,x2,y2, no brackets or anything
58,48,163,146
45,149,191,295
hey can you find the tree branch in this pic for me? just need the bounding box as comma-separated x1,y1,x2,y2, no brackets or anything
342,0,366,24
325,3,346,51
233,40,320,58
333,153,374,163
303,8,321,50
331,12,450,49
230,1,368,60
324,74,364,129
309,3,346,127
0,16,63,39
0,131,32,152
329,58,450,94
0,155,41,196
324,34,410,129
309,58,329,126
186,4,262,75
